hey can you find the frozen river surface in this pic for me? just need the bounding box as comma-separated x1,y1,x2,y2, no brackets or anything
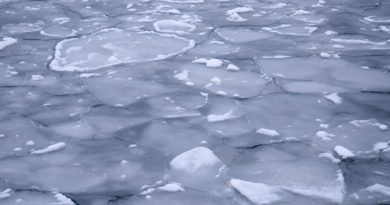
0,0,390,204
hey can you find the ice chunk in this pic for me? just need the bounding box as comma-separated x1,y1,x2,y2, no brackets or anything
153,20,195,35
324,92,342,104
230,179,283,205
207,109,236,122
226,64,240,71
31,142,66,155
0,188,11,199
157,183,185,192
334,145,354,159
50,29,195,72
170,147,221,172
52,192,75,205
0,36,17,50
226,7,254,22
256,128,280,137
206,58,223,68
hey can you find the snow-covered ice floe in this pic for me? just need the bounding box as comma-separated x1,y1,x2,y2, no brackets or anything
50,29,194,72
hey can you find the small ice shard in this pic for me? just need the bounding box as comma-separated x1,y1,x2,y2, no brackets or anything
79,73,101,78
192,58,209,64
31,74,44,81
210,76,222,85
153,20,196,35
0,188,11,199
324,92,342,104
26,140,35,146
174,70,190,81
206,58,223,68
226,7,254,22
157,182,185,192
0,36,17,50
170,147,221,172
320,52,331,59
53,192,75,205
256,128,280,137
31,142,66,155
207,109,236,122
316,130,335,141
334,145,354,159
230,179,283,205
365,184,390,196
226,64,240,71
324,30,337,35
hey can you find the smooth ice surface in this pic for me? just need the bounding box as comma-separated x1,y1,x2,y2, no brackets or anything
1,0,390,204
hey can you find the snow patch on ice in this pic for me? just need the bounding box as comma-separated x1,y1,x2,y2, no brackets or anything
31,142,66,155
170,147,221,172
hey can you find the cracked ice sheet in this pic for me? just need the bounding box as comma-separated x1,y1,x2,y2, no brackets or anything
1,0,390,204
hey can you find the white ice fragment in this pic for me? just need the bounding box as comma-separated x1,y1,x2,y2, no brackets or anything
0,188,12,199
174,69,190,81
0,36,17,50
52,192,75,205
50,29,195,72
316,131,335,141
31,74,44,81
226,7,254,22
320,52,331,59
226,63,240,71
206,58,223,68
26,140,35,146
320,123,329,129
256,128,280,137
324,30,337,36
192,58,208,64
230,179,282,205
157,182,185,192
207,109,236,122
210,76,222,85
324,92,342,104
170,147,221,172
79,73,101,78
226,7,254,16
334,145,354,159
318,152,341,163
13,147,22,151
365,184,390,196
31,142,66,155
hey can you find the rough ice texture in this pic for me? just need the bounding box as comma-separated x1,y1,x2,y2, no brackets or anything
1,0,390,204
